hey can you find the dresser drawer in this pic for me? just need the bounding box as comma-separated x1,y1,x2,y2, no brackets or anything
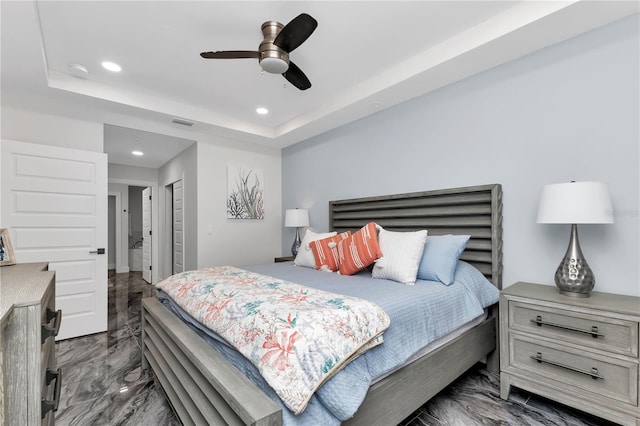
509,333,638,405
40,338,53,392
40,286,54,324
40,367,61,425
510,301,638,357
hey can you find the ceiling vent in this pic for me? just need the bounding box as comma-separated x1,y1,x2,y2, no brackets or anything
171,117,194,127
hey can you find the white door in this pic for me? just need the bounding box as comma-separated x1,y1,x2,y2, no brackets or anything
1,140,108,340
172,180,184,274
142,187,152,283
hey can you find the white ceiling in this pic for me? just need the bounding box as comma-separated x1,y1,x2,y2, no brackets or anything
1,1,638,168
103,124,195,169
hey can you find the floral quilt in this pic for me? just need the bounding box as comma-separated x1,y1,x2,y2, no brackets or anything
156,266,390,414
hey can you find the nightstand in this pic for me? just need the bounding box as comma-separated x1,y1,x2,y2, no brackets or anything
274,256,295,263
500,282,640,426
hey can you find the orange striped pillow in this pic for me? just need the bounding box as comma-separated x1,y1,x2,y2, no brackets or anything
337,222,383,275
310,231,352,272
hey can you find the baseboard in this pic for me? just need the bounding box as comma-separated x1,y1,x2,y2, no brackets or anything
108,263,116,270
116,266,130,273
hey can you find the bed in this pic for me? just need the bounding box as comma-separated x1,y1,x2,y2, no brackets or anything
141,183,503,425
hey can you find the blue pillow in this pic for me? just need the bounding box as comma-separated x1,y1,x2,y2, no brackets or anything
417,234,470,285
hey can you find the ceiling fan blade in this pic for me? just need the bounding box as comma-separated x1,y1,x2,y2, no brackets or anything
273,13,317,53
200,51,259,59
283,61,311,90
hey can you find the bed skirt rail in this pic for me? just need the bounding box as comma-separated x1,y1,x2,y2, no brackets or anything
142,296,496,426
141,297,282,426
345,314,497,426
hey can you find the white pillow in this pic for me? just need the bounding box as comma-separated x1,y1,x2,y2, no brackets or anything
372,228,428,285
294,229,337,268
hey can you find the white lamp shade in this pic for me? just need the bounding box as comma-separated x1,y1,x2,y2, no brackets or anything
537,182,614,224
285,209,309,227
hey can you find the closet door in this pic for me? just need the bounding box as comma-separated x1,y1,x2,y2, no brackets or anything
1,140,108,340
142,187,152,283
172,180,184,274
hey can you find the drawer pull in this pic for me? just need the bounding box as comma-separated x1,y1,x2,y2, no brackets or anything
45,307,57,323
531,315,604,339
41,368,62,418
531,352,603,380
41,309,62,344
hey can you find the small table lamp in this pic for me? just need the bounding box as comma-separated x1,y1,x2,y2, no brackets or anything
536,181,613,297
285,208,309,256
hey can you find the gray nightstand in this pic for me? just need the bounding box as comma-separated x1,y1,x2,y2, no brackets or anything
274,256,295,263
500,282,640,426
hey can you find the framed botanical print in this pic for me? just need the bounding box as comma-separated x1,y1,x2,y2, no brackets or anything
227,165,265,219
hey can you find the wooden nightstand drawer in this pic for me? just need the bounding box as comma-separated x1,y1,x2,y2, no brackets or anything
510,301,638,357
501,283,640,425
509,333,638,405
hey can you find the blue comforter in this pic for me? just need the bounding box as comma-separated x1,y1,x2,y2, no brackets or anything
157,261,499,425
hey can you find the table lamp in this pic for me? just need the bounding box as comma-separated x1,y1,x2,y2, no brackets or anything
285,208,309,256
536,181,613,297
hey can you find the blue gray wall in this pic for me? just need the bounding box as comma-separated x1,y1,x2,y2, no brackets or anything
282,15,639,296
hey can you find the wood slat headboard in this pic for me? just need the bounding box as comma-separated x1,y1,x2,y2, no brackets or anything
329,184,503,289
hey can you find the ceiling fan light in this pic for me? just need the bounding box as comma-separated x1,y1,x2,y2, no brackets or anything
260,57,289,74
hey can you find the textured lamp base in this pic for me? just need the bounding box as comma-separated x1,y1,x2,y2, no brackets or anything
291,227,302,256
554,224,594,297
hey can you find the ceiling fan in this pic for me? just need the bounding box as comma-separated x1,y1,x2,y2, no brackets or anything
200,13,318,90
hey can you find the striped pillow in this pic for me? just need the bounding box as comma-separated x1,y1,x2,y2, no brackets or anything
337,222,382,275
372,227,428,284
310,231,352,272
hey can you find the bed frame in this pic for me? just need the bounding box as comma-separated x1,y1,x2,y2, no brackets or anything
141,183,503,425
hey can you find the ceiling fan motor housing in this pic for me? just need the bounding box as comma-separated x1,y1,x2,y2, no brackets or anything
259,21,289,73
199,13,315,90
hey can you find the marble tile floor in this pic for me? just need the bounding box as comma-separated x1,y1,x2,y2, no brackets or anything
55,271,618,426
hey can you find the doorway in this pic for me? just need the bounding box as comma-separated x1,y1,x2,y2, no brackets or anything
128,185,145,273
107,179,158,283
107,193,122,271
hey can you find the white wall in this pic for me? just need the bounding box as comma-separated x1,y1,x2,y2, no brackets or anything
196,137,282,268
108,163,158,182
282,15,639,296
1,107,103,152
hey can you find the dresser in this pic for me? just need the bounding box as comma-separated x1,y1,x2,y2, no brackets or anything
500,282,640,426
0,263,62,425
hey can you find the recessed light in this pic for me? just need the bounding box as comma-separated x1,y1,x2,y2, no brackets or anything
69,63,88,78
256,107,269,115
132,151,144,156
102,61,122,72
